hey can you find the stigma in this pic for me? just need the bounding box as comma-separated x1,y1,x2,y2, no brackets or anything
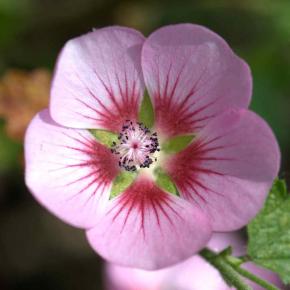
111,120,160,172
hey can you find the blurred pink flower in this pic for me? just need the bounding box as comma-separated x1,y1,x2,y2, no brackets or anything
25,25,280,269
106,232,286,290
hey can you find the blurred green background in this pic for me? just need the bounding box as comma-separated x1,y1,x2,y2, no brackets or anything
0,0,289,289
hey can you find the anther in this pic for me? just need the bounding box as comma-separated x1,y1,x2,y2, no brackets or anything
111,120,160,172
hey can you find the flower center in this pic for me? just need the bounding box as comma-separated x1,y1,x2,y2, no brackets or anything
111,120,160,172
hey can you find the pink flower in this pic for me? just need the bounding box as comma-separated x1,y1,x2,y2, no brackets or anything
25,24,280,270
105,232,286,290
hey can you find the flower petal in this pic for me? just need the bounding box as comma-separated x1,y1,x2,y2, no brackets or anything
86,176,211,270
142,24,252,137
25,109,119,228
165,109,280,231
105,256,231,290
50,26,145,131
106,232,285,290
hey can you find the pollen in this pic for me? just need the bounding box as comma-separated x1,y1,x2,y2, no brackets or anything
111,120,160,172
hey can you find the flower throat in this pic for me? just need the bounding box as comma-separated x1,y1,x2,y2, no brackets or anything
111,120,160,172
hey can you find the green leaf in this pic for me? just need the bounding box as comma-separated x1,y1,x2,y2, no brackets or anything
110,171,137,199
154,167,179,196
138,92,154,128
247,179,290,284
89,129,118,147
162,135,194,153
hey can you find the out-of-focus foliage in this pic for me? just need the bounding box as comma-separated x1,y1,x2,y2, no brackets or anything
0,121,20,171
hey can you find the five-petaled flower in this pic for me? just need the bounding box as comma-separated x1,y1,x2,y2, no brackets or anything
25,24,280,270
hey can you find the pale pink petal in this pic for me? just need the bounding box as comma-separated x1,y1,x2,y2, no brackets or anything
243,263,286,290
208,231,246,256
50,26,145,131
25,109,119,228
105,263,167,290
142,24,252,137
166,109,280,230
86,176,211,270
159,255,233,290
106,232,285,290
106,256,231,290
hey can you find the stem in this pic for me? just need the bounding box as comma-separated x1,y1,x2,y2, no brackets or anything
237,255,252,264
229,264,280,290
200,248,280,290
200,249,252,290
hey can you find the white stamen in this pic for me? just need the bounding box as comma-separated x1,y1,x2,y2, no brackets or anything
111,120,160,171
